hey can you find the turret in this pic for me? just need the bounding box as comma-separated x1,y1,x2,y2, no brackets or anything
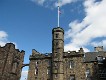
52,27,64,80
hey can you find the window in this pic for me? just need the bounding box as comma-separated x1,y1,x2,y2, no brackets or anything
35,61,38,75
36,61,38,66
97,56,103,64
56,34,59,38
85,68,90,78
54,74,58,78
70,75,75,80
70,60,74,69
56,42,58,46
35,68,38,75
46,60,51,66
35,61,39,68
47,68,50,74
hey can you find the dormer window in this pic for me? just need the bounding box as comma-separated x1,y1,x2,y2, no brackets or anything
97,56,103,64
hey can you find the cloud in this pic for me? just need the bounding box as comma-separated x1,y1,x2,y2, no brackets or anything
0,30,18,48
31,0,45,5
20,70,28,80
30,0,77,8
55,0,78,7
65,0,106,52
0,31,8,46
91,40,106,48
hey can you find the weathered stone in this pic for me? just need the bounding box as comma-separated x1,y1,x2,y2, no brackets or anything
27,27,106,80
0,43,25,80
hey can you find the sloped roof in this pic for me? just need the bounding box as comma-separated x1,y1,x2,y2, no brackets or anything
84,51,106,62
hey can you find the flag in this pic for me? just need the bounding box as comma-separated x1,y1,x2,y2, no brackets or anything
59,10,61,14
58,6,61,14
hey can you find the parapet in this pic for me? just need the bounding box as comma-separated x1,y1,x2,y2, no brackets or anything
52,27,64,34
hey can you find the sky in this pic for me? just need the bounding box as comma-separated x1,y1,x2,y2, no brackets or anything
0,0,106,79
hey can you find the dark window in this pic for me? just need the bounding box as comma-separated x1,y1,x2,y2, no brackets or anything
70,75,75,80
56,34,59,38
56,42,58,46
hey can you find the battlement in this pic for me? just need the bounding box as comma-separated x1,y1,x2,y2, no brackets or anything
52,27,64,34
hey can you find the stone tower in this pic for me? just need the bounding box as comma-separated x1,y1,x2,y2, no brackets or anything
52,27,64,80
0,43,25,80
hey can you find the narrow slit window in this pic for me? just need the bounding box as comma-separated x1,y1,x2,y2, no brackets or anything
56,42,58,46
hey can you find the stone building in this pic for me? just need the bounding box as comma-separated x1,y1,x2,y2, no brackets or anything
27,27,106,80
0,43,25,80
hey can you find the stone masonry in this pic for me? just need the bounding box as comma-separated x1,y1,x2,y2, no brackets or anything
27,27,106,80
0,27,106,80
0,43,25,80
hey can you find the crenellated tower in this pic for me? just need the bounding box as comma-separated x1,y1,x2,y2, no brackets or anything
52,27,64,80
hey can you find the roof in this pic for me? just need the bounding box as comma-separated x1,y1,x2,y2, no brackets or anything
84,51,106,62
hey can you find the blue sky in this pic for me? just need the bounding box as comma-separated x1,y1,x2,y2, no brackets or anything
0,0,106,79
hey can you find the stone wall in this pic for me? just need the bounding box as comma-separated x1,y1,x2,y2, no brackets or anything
0,43,25,80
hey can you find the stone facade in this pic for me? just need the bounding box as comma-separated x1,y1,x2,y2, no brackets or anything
0,43,25,80
27,27,106,80
0,27,106,80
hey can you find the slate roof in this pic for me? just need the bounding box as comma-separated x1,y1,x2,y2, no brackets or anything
84,51,106,62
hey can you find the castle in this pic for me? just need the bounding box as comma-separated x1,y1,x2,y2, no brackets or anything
27,27,106,80
0,27,106,80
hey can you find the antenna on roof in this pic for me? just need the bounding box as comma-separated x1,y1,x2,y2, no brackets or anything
58,0,60,27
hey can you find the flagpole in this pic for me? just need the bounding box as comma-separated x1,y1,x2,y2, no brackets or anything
58,0,60,27
58,6,60,27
